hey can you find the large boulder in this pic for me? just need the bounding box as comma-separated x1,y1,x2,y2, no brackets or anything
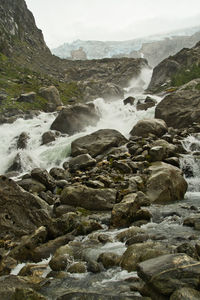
146,162,187,204
69,154,96,172
71,129,127,157
137,254,200,297
60,184,117,211
50,103,99,135
0,176,52,239
39,85,63,112
130,119,168,138
155,82,200,128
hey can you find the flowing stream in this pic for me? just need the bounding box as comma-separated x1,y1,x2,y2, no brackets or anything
2,68,200,298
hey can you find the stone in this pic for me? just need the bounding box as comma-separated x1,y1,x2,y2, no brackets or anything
50,103,99,135
13,287,47,300
123,96,135,105
69,154,96,172
17,178,46,193
97,252,121,269
17,92,36,103
6,153,22,173
67,262,87,273
60,185,117,211
71,129,127,158
130,119,168,138
17,132,29,149
31,168,56,191
170,287,200,300
146,162,188,204
39,85,63,112
137,253,200,296
120,242,169,272
41,131,56,145
49,253,72,271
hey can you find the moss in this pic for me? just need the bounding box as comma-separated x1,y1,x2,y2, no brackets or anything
171,63,200,87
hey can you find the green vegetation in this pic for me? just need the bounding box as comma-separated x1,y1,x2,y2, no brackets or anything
171,63,200,87
0,52,83,113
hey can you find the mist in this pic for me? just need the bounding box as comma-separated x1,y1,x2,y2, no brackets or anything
25,0,200,48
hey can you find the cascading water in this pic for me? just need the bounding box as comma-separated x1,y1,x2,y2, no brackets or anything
0,68,162,177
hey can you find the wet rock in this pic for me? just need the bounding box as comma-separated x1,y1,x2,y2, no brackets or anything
116,226,145,243
146,162,188,204
97,252,121,269
69,154,96,172
6,153,22,173
130,118,168,138
0,256,17,276
41,131,56,145
183,214,200,230
49,253,72,271
137,253,200,297
39,85,63,112
31,168,56,192
60,184,117,211
71,129,127,158
56,291,142,299
123,96,135,105
120,242,169,272
50,103,99,134
17,92,36,103
18,263,48,277
13,287,47,300
176,243,199,260
17,178,46,193
0,176,52,239
53,205,76,217
67,262,87,273
17,132,30,149
170,287,200,300
49,167,67,180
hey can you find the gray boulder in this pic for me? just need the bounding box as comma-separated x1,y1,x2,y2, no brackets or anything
130,119,168,137
71,129,127,158
39,85,63,112
50,103,99,135
69,154,96,172
17,92,36,103
60,184,117,211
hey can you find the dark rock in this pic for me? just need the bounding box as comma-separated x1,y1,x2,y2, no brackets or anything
71,129,127,158
170,287,200,300
123,96,135,105
130,119,168,138
69,154,96,172
17,132,30,149
67,262,87,273
17,92,36,103
6,153,22,173
49,167,67,180
17,178,46,193
39,85,63,112
97,252,121,269
60,185,117,211
31,168,56,191
50,103,99,135
137,253,200,296
41,131,56,145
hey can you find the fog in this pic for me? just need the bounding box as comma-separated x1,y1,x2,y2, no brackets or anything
25,0,200,48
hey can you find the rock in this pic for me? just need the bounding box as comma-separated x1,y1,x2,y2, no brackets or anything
6,153,22,173
69,154,96,172
170,287,200,300
155,86,200,128
120,242,169,272
183,214,200,230
13,287,47,300
49,167,68,180
49,253,72,271
112,160,132,174
17,178,46,193
56,291,142,299
71,129,127,158
146,162,188,204
149,146,165,162
17,132,29,149
0,176,52,239
136,97,156,111
60,185,116,211
97,252,121,269
50,103,99,135
39,85,63,112
41,131,56,145
67,262,87,273
111,192,150,227
130,119,168,138
123,96,135,105
116,226,145,243
137,253,200,296
18,263,48,277
17,92,36,103
31,168,56,191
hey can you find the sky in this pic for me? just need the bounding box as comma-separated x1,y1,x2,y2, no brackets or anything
25,0,200,49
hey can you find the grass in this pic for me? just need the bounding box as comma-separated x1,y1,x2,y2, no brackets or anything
0,52,84,113
171,63,200,87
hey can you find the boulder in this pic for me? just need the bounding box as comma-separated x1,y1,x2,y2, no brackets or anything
0,176,52,239
170,287,200,300
146,162,187,204
31,168,56,192
67,262,87,273
17,178,46,193
17,92,36,103
69,154,96,172
17,132,29,149
60,185,117,211
50,103,99,135
120,242,169,272
123,96,135,106
71,129,127,158
97,252,121,269
130,119,168,138
6,153,22,173
155,85,200,128
137,254,200,296
39,85,63,112
41,131,56,145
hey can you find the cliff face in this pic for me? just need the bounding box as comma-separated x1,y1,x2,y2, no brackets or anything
0,0,50,56
147,41,200,93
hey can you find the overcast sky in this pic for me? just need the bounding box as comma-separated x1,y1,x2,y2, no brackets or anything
25,0,200,48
